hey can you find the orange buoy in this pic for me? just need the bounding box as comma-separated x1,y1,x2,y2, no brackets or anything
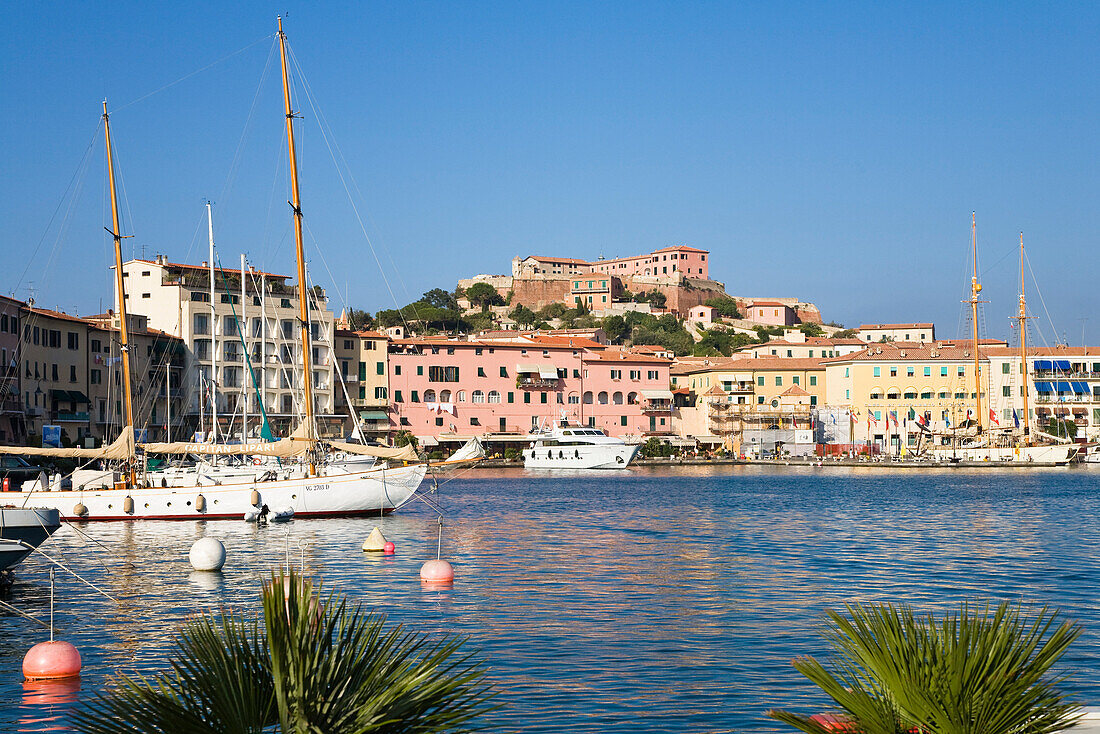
23,641,81,681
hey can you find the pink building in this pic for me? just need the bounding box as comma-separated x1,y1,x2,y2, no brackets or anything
591,245,709,279
747,301,798,326
386,337,673,443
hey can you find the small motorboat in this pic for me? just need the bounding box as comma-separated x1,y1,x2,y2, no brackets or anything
0,507,61,571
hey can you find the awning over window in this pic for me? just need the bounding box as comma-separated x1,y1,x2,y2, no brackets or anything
538,365,559,379
358,410,389,421
49,389,70,401
641,389,674,400
1054,360,1072,370
415,436,439,447
68,390,90,404
1071,381,1091,394
515,364,539,374
1054,381,1073,392
1033,381,1053,393
1033,360,1052,370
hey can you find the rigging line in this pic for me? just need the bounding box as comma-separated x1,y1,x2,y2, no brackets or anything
11,124,100,299
1023,249,1061,345
287,46,418,310
284,44,420,331
217,36,280,209
113,34,276,114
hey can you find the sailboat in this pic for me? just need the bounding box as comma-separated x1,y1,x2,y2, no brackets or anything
1,19,459,519
926,220,1078,465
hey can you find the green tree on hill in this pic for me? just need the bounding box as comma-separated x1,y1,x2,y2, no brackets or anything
704,296,741,319
421,288,459,311
509,305,537,327
798,322,824,337
465,282,504,312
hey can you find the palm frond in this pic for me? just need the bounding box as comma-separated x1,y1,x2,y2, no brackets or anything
76,568,497,734
768,601,1082,734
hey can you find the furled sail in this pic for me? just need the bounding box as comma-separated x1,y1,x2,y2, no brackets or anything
0,427,135,460
328,441,420,462
142,423,313,457
140,437,308,457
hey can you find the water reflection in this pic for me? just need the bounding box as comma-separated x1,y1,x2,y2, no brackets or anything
18,678,79,732
1,467,1099,732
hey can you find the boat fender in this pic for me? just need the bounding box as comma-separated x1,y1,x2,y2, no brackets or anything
123,496,134,515
196,494,206,513
250,489,261,506
73,503,88,518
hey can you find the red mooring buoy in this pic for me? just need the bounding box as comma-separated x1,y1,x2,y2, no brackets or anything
23,641,81,681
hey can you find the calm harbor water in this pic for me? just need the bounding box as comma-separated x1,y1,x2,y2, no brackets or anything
3,465,1100,732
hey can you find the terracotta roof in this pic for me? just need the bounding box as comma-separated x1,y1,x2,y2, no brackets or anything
824,341,996,364
526,335,604,349
748,301,791,308
651,245,708,254
335,328,387,339
583,349,671,364
522,256,591,265
780,385,810,397
671,356,825,374
703,385,726,396
858,322,934,330
20,306,89,325
736,337,864,351
126,258,291,281
983,345,1100,358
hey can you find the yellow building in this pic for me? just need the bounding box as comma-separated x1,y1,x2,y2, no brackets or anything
670,357,825,449
824,341,989,450
334,329,390,438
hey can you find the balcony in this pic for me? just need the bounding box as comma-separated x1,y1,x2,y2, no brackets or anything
517,377,557,390
55,412,90,422
641,401,673,414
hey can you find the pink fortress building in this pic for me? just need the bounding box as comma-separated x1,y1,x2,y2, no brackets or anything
590,245,709,279
386,335,673,445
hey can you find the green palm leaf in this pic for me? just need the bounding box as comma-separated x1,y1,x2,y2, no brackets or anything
768,601,1082,734
75,568,496,734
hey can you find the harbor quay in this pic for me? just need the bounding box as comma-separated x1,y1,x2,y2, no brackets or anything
3,246,1099,463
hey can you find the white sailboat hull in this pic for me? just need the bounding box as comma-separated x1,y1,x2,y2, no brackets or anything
18,463,427,521
524,443,640,470
929,443,1079,465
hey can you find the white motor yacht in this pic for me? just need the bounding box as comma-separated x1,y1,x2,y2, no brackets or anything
524,421,640,470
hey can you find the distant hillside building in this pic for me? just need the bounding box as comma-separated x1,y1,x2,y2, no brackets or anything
858,323,936,343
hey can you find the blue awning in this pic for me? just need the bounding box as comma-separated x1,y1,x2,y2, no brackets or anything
1054,381,1073,392
1054,360,1072,370
1033,360,1053,370
1034,381,1053,393
1071,381,1091,394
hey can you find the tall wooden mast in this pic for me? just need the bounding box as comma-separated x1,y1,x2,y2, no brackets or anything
277,17,317,461
102,101,135,437
1017,232,1030,441
969,213,984,434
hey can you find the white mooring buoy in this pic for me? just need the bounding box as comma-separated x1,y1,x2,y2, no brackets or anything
362,527,387,552
189,537,226,571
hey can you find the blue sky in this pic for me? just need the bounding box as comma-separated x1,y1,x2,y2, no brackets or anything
4,1,1099,344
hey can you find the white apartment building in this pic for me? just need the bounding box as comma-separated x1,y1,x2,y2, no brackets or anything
857,322,936,343
986,346,1100,442
119,256,337,439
